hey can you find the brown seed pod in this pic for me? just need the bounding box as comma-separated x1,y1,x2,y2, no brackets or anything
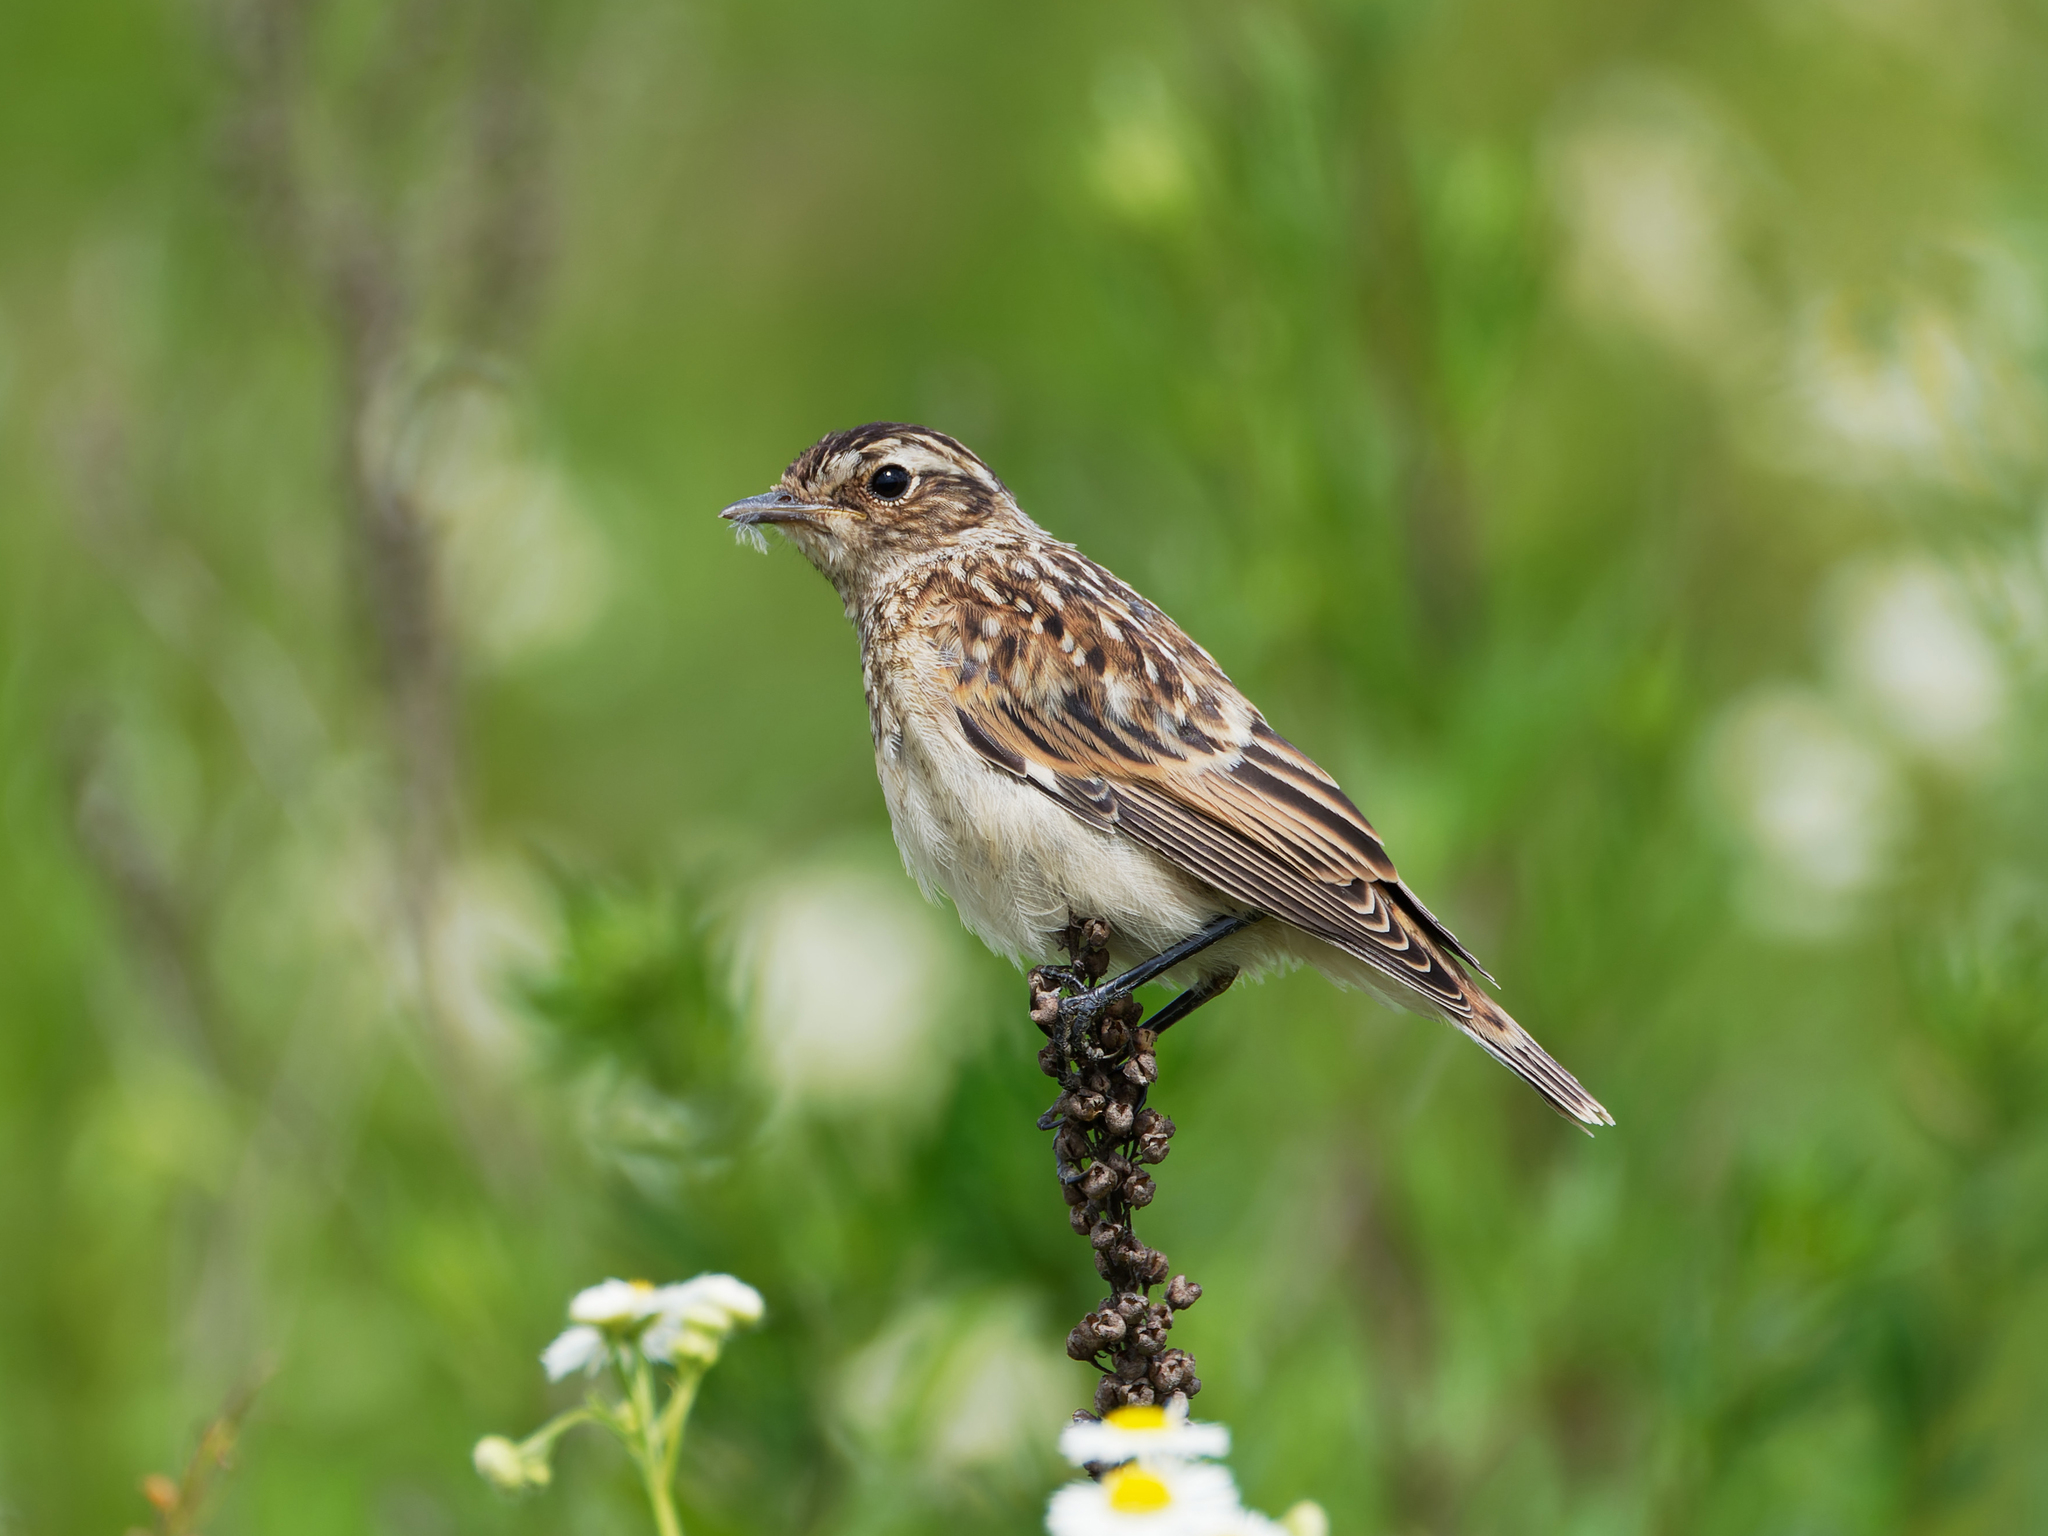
1123,1170,1156,1207
1086,1306,1127,1344
1079,1162,1119,1201
1103,1100,1135,1138
1149,1349,1195,1393
1166,1275,1203,1311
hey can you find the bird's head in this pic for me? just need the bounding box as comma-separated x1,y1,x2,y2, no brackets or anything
721,423,1034,596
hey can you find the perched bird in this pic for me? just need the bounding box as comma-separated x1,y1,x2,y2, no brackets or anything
722,424,1611,1128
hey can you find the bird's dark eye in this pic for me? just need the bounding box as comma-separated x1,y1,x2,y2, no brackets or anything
870,463,911,500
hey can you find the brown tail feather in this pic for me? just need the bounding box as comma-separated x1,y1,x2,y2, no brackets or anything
1454,986,1613,1129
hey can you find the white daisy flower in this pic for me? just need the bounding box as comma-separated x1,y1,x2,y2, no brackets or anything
641,1274,767,1366
567,1278,661,1328
1047,1458,1271,1536
1059,1401,1231,1468
540,1324,608,1381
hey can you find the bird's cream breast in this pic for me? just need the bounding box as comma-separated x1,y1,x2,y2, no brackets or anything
865,629,1221,966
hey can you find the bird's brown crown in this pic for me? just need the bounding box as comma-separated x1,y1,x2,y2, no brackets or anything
782,423,1023,547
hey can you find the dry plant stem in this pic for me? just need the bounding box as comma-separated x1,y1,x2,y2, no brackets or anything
1031,917,1238,1417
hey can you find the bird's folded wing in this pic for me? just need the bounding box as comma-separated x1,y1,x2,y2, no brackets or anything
937,577,1488,1010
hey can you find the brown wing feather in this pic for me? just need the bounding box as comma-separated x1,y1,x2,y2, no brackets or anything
917,544,1610,1127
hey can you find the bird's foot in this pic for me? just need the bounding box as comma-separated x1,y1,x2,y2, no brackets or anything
1056,911,1262,1036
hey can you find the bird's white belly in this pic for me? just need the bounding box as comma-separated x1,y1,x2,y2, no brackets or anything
875,717,1223,969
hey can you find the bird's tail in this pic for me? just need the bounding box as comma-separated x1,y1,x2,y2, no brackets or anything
1452,986,1614,1130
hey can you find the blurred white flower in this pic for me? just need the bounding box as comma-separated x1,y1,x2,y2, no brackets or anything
640,1274,766,1366
1707,686,1906,936
365,365,612,667
1047,1458,1283,1536
569,1277,659,1327
1831,558,2007,767
1060,1401,1231,1467
735,865,958,1113
1783,247,2046,490
544,1274,765,1377
431,854,557,1064
1551,81,1759,371
1277,1503,1329,1536
837,1292,1069,1482
540,1324,607,1381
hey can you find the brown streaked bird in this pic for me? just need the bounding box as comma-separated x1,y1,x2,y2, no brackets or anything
722,423,1611,1128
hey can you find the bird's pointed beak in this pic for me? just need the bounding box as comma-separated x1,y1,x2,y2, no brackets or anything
719,489,832,527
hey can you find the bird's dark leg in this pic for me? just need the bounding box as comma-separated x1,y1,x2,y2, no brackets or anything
1140,967,1239,1035
1057,911,1262,1035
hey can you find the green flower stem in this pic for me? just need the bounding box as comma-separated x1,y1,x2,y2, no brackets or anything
656,1365,705,1487
602,1346,704,1536
519,1404,601,1464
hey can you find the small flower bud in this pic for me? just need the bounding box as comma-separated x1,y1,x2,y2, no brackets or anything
1103,1099,1135,1138
1123,1170,1156,1207
1166,1275,1203,1310
473,1435,551,1493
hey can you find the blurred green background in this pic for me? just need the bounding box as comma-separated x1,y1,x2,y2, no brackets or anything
5,0,2047,1531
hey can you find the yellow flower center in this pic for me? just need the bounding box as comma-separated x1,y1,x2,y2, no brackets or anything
1105,1404,1169,1431
1106,1466,1174,1514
